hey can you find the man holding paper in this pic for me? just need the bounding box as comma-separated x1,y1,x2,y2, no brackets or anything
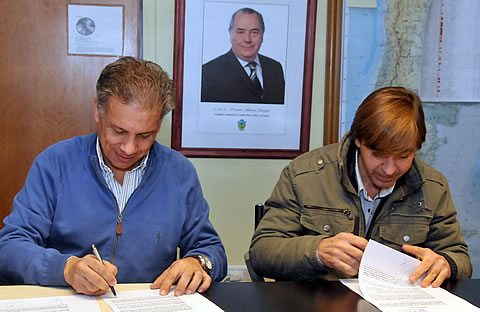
250,87,472,287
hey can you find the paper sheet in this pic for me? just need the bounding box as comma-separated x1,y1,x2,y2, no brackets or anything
0,294,100,312
341,240,480,312
67,4,123,56
103,289,223,312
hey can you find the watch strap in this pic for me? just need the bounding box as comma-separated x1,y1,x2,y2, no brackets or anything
191,254,212,275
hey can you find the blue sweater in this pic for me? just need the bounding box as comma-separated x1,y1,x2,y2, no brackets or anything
0,133,227,285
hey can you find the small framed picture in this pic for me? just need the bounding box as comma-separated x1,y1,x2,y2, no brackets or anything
67,4,124,57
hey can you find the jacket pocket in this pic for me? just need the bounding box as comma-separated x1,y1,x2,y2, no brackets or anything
300,205,355,236
378,205,432,247
379,223,430,249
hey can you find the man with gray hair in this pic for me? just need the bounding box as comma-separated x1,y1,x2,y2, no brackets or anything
201,7,285,104
0,57,227,296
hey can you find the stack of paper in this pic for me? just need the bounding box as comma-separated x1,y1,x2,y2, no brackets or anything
341,240,479,312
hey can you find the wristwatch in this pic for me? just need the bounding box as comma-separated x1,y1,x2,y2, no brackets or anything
192,254,212,275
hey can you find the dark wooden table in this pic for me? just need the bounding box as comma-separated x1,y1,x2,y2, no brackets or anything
203,279,480,312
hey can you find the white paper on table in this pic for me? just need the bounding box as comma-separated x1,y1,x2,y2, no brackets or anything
341,239,480,312
0,294,100,312
103,289,223,312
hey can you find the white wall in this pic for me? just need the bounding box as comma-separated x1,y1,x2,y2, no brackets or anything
143,0,328,265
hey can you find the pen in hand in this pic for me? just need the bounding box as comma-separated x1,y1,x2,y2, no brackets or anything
91,243,117,296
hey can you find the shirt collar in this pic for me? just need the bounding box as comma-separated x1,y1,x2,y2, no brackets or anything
95,137,149,175
234,52,261,68
355,149,395,201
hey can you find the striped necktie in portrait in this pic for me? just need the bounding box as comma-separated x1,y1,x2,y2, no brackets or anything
247,62,263,93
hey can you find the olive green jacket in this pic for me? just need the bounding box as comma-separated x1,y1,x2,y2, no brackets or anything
249,133,472,281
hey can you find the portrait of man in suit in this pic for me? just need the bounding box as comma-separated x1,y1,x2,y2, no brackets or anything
201,7,285,104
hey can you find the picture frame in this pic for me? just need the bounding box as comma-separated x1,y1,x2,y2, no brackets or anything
172,0,317,158
67,4,125,57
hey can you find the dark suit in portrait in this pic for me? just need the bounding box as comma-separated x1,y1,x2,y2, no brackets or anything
201,50,285,104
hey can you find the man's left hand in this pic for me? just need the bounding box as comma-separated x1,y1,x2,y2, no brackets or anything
150,257,211,296
402,244,451,288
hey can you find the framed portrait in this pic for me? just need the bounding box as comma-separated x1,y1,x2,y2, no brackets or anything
172,0,317,158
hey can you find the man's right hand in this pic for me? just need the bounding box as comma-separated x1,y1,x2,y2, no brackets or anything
64,255,118,296
317,232,368,276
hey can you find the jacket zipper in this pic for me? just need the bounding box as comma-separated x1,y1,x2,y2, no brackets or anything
91,156,153,263
303,205,353,220
91,157,120,262
111,215,122,263
110,190,135,263
109,165,152,262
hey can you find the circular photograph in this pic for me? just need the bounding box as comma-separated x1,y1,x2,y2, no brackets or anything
76,17,95,36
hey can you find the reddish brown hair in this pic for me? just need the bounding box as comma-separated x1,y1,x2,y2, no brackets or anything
350,87,426,156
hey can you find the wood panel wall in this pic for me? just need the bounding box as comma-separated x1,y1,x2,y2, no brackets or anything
0,0,141,228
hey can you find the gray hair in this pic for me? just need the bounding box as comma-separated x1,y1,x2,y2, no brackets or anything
229,8,265,32
96,56,175,120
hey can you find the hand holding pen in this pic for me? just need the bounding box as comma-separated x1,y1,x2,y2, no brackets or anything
92,244,117,296
63,245,118,296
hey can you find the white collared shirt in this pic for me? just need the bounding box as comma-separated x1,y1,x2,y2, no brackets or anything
355,149,395,231
96,138,148,214
235,54,264,88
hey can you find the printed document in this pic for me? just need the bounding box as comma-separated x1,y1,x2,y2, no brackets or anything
341,240,479,312
103,289,223,312
0,294,100,312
